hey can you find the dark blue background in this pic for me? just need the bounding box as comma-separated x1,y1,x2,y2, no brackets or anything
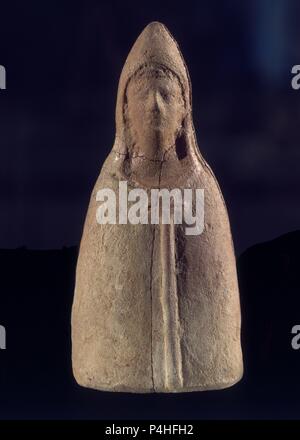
0,0,299,253
0,0,299,419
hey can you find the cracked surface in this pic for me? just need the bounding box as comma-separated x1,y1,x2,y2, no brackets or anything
71,21,243,393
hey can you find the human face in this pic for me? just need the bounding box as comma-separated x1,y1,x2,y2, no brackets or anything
125,69,185,159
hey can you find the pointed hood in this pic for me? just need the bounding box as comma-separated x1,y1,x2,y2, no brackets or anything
72,23,243,394
113,22,196,157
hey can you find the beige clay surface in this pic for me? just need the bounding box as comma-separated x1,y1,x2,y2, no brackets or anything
71,22,243,393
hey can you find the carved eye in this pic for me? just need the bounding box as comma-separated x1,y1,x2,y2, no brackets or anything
160,90,170,102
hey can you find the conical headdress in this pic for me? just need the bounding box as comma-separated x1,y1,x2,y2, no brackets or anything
113,22,195,156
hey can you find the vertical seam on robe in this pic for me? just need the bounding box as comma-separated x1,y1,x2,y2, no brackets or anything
149,226,156,391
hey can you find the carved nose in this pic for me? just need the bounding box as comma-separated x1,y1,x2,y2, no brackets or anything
148,91,163,114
